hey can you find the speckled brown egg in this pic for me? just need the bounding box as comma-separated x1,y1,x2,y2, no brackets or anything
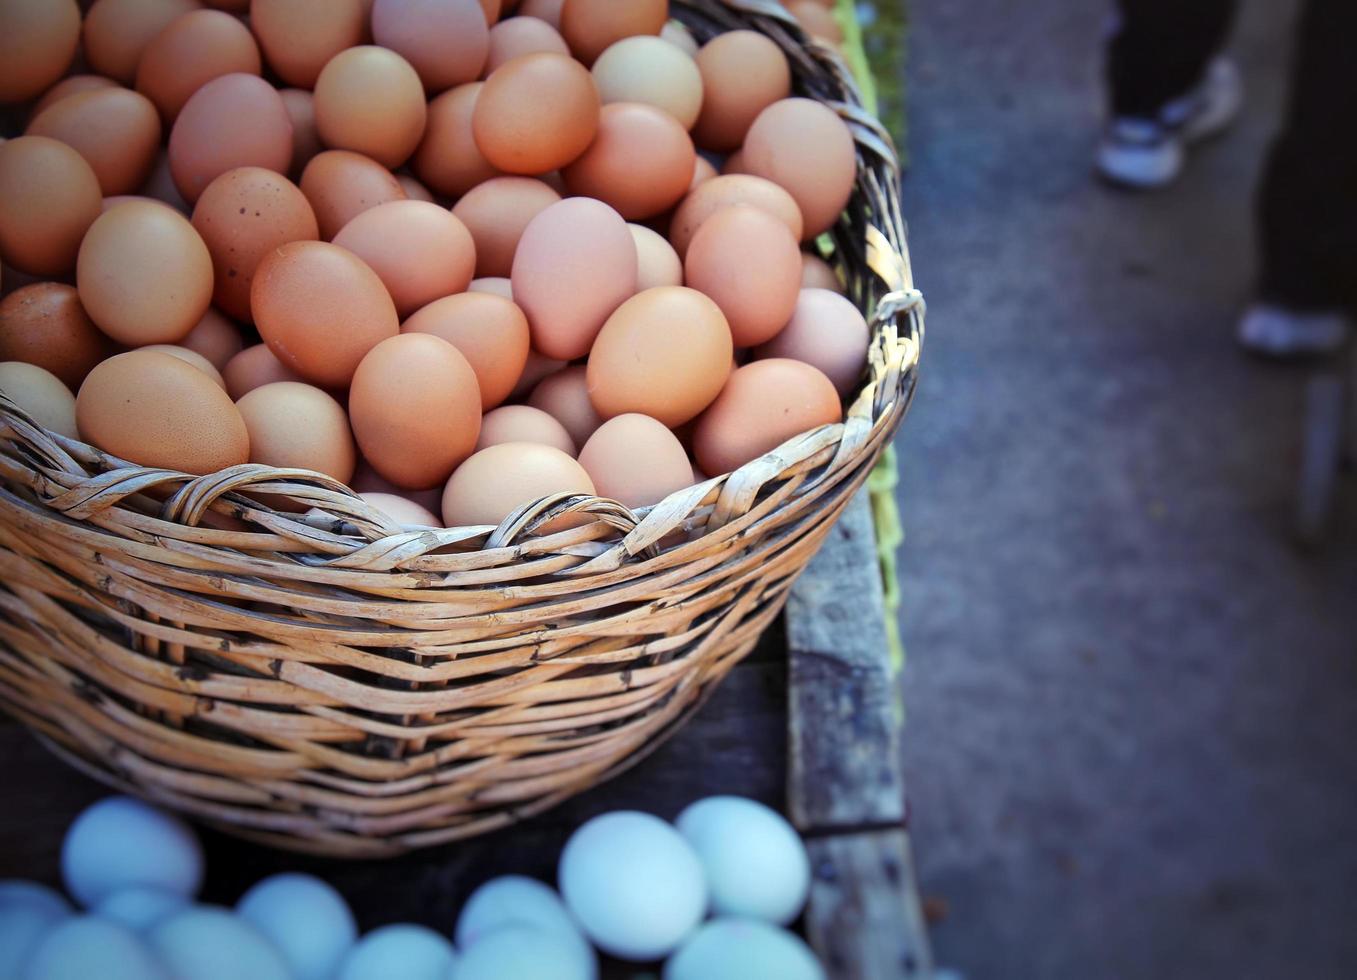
0,361,78,438
169,74,294,203
30,75,122,119
223,343,305,399
684,205,801,347
139,343,228,388
360,491,442,527
692,30,790,152
755,288,869,397
451,176,560,278
402,291,529,409
27,88,162,196
314,46,428,169
413,83,501,197
300,150,407,240
372,0,489,93
743,98,858,238
473,53,600,175
441,441,593,528
559,0,666,65
0,136,103,276
250,0,367,88
592,35,703,130
668,173,803,257
0,0,81,104
333,201,475,317
579,413,693,509
279,89,323,178
801,252,841,292
179,307,244,369
136,10,263,122
0,284,110,389
476,404,574,455
82,0,199,84
485,16,569,75
563,102,694,220
237,380,356,481
528,365,601,449
629,224,682,291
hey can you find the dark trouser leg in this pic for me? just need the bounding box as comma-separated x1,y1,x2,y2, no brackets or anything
1257,0,1357,312
1108,0,1238,117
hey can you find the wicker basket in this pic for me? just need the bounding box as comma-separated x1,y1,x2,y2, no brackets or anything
0,0,923,857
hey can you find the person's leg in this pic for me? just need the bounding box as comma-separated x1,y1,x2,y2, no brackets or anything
1108,0,1238,118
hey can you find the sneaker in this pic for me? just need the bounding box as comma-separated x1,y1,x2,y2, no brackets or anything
1097,58,1243,190
1236,303,1350,358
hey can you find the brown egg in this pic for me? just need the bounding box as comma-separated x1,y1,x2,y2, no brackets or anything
250,0,367,88
692,31,791,152
685,205,801,347
801,252,841,292
451,176,560,278
469,277,513,300
744,98,857,238
403,291,528,409
579,413,693,509
562,103,694,220
668,174,803,257
314,46,428,169
789,0,844,43
485,16,569,75
371,0,488,93
360,491,441,527
350,457,441,504
138,149,191,212
412,83,501,198
660,19,698,58
396,175,435,202
721,149,747,176
0,137,102,276
223,343,305,399
689,155,717,191
518,0,563,27
27,88,162,196
586,286,732,427
139,343,227,388
300,150,407,241
592,36,703,130
179,307,243,369
191,166,320,322
629,224,682,291
0,0,80,104
169,74,294,204
473,53,600,175
82,0,198,84
349,333,481,489
0,361,78,438
477,404,574,454
478,0,501,24
205,0,249,8
236,381,356,481
441,442,593,528
76,349,251,473
754,288,869,398
30,75,122,119
511,197,635,360
511,347,564,399
559,0,666,65
528,365,601,448
101,194,172,214
333,201,475,316
0,283,111,389
279,89,323,179
77,201,214,345
135,11,261,124
252,241,400,387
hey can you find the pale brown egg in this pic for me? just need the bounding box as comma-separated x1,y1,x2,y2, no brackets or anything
402,291,528,409
579,413,693,510
441,441,593,528
510,348,564,399
689,155,717,191
473,53,600,175
396,175,435,202
518,0,563,27
628,224,682,291
660,19,698,58
743,98,857,238
788,0,844,43
586,286,732,427
0,361,78,438
350,457,443,509
511,197,636,360
484,16,569,75
140,344,227,389
371,0,489,93
0,283,111,389
476,404,574,454
279,89,323,179
0,0,80,104
252,240,400,387
592,36,703,130
667,174,803,258
191,166,320,322
754,287,869,398
349,333,482,489
102,194,174,214
179,307,244,369
413,83,501,198
528,365,601,448
223,343,304,399
76,349,251,474
563,102,695,220
30,75,122,119
250,0,367,88
314,46,428,169
0,136,103,276
692,30,790,152
801,251,841,292
169,74,294,203
684,205,801,347
559,0,666,65
236,381,356,481
359,491,441,527
469,276,513,300
82,0,198,84
451,176,560,278
27,88,162,196
333,201,475,317
136,10,262,122
77,200,214,345
300,150,408,240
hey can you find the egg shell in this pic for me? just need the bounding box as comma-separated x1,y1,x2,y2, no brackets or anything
510,347,565,399
300,150,408,241
664,919,825,980
137,148,190,213
82,0,199,84
789,0,844,43
0,0,80,103
314,46,428,169
27,88,161,196
30,75,122,120
455,876,591,961
334,201,476,317
473,53,600,175
251,240,400,388
563,102,695,220
223,343,305,399
692,31,791,151
668,173,803,257
451,176,561,278
511,197,636,360
169,73,294,204
334,924,457,980
236,873,358,980
0,136,102,277
350,460,444,511
721,149,746,175
0,361,77,438
684,205,802,347
579,414,694,509
77,351,251,473
476,404,575,455
22,916,169,980
518,0,564,27
92,887,187,933
0,283,110,389
60,796,204,908
395,175,435,202
558,810,707,961
485,16,569,75
402,291,529,409
279,89,323,178
592,35,704,129
800,251,842,292
453,926,594,980
139,345,228,389
660,19,698,57
441,441,593,528
478,0,500,23
237,382,356,482
192,166,321,322
628,224,682,291
412,83,501,198
688,155,717,191
755,288,868,397
250,0,367,88
358,492,442,527
0,881,72,980
147,907,292,980
372,0,489,93
527,365,601,448
469,276,513,300
693,359,841,475
349,333,482,490
743,98,858,238
559,0,667,65
136,10,263,122
179,309,244,369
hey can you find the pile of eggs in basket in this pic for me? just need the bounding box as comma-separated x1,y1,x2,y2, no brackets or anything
0,0,869,532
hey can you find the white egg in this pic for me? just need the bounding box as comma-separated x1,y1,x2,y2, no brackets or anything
334,924,456,980
0,882,71,980
663,918,825,980
92,886,187,932
20,916,169,980
60,797,203,908
146,906,292,980
675,796,810,925
453,925,594,980
236,873,356,980
558,811,707,961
